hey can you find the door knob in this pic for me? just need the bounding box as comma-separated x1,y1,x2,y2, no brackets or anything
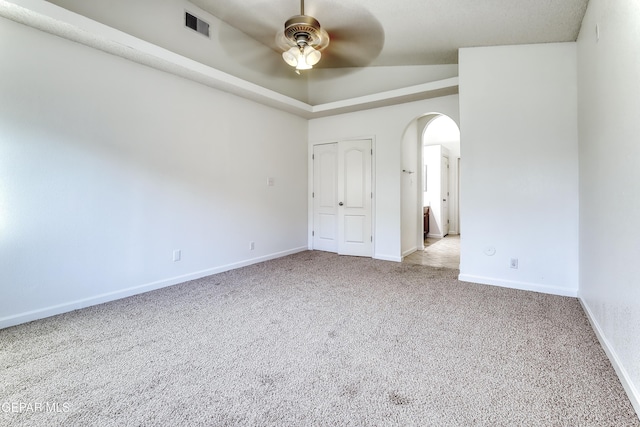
339,202,344,206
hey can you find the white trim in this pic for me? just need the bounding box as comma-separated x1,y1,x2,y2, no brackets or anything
311,78,459,118
402,247,418,258
458,274,578,297
371,136,377,260
579,298,640,419
0,246,307,330
374,254,402,262
307,142,316,250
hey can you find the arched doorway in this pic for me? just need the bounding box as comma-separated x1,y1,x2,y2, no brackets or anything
401,113,461,268
423,115,460,237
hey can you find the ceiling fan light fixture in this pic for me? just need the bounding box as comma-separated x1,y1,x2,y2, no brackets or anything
282,46,300,67
276,1,330,71
295,54,313,70
303,45,321,66
282,45,319,70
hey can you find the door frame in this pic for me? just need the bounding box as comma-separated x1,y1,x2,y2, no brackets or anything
441,154,450,237
308,136,376,257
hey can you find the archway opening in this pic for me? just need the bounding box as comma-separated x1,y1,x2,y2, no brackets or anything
423,115,460,237
401,113,461,269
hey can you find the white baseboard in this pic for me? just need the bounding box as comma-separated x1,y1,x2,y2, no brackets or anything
0,246,308,330
402,246,418,258
374,253,402,262
458,274,578,297
579,298,640,419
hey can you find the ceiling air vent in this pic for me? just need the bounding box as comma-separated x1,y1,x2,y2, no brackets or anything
185,12,209,37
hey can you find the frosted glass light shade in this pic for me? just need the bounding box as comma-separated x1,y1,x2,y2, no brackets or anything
303,45,321,66
281,44,321,70
282,47,299,67
295,53,312,70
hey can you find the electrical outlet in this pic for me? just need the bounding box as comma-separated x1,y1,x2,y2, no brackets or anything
250,241,255,250
510,258,518,269
173,250,181,262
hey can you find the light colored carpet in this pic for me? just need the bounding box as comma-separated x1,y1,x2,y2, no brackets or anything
1,251,638,426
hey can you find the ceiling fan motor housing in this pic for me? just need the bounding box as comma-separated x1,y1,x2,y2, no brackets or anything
283,15,328,49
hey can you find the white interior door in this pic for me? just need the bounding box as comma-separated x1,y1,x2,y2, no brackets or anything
441,156,450,236
337,140,372,256
313,139,372,257
313,143,338,252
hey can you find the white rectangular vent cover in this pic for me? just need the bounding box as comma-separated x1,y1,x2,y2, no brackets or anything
185,12,209,37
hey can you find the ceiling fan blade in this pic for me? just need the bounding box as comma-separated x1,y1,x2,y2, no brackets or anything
217,31,293,76
312,4,385,69
319,24,385,68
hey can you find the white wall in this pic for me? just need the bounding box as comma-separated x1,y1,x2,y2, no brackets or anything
458,43,579,297
400,120,419,257
576,0,640,413
309,95,460,262
0,17,308,328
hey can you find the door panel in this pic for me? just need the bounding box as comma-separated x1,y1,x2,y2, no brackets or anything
313,144,338,252
344,215,366,243
318,150,337,206
318,214,335,240
344,149,365,207
338,140,372,256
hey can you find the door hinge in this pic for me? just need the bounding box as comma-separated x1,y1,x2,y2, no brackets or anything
371,149,373,155
312,154,315,160
371,236,373,242
371,192,373,199
312,231,315,236
312,192,315,198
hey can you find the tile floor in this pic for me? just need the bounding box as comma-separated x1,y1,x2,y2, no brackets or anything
403,234,460,269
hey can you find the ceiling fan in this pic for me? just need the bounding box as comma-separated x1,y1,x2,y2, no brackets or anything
275,0,330,70
189,0,384,73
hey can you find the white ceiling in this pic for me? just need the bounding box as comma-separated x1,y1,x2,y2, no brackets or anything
190,0,589,67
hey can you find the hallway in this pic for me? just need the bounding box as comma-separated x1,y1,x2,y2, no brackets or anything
403,235,460,270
